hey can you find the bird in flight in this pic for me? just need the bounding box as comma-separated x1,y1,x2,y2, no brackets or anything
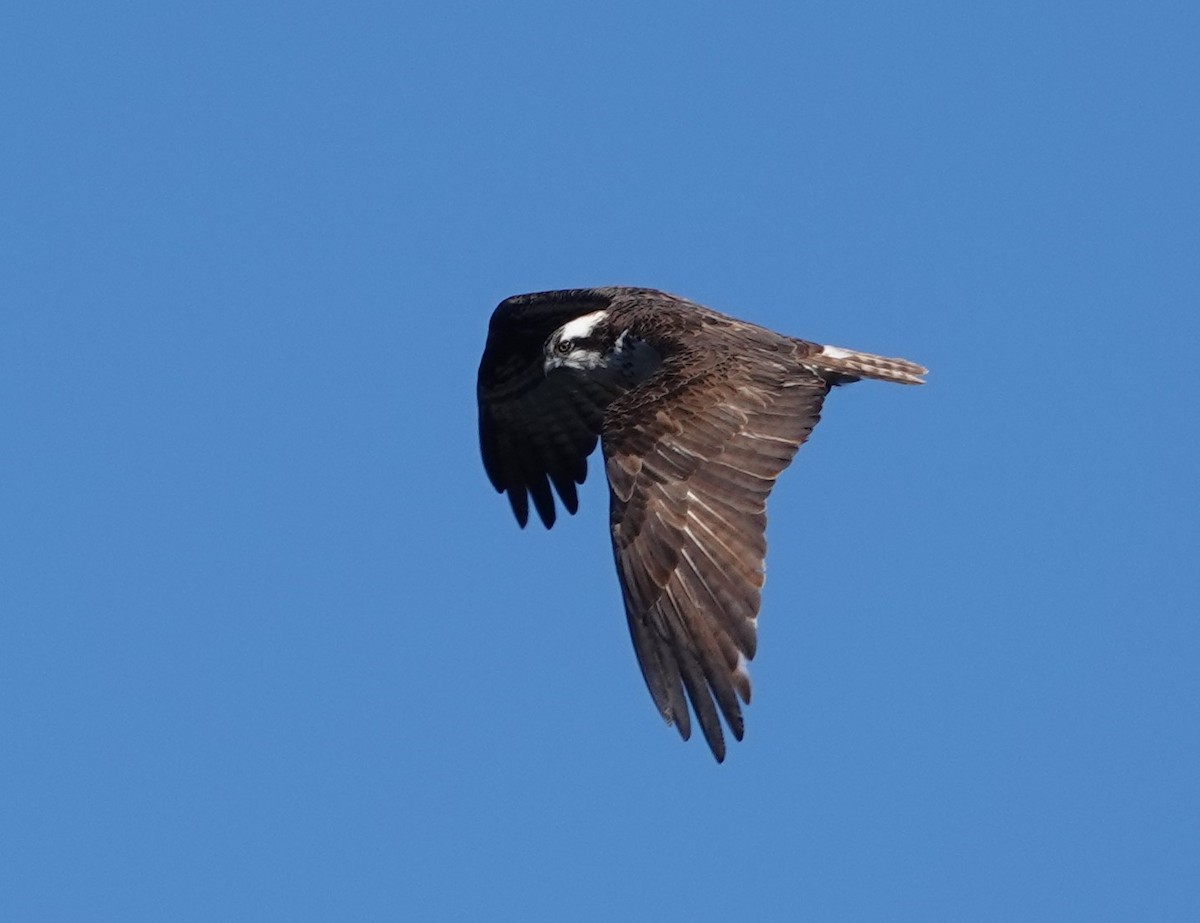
477,287,926,761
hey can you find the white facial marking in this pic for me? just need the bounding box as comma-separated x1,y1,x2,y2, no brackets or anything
558,310,608,342
545,310,609,374
544,310,663,382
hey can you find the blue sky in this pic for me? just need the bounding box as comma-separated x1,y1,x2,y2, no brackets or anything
4,2,1198,919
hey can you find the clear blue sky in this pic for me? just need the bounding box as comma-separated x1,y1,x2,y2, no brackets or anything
4,2,1198,920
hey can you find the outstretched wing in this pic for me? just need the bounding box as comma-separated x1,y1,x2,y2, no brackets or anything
478,290,619,528
603,350,830,761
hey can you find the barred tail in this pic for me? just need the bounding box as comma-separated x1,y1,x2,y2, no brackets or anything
808,344,928,386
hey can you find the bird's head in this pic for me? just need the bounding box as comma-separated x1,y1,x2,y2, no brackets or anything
543,310,613,375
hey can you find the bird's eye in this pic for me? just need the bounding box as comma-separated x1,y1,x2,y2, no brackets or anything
555,340,572,355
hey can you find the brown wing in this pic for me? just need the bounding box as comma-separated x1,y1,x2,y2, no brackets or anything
603,351,829,761
478,290,620,528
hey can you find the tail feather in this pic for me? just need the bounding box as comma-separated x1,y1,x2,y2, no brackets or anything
808,344,927,386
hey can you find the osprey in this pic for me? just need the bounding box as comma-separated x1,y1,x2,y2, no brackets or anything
477,287,926,761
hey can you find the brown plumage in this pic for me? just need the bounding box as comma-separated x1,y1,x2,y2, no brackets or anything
477,287,926,761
